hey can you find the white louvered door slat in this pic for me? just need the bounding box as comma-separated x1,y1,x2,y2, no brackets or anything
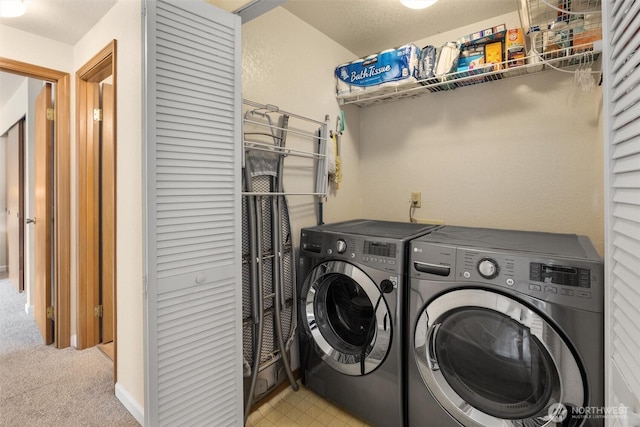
143,1,242,426
603,0,640,422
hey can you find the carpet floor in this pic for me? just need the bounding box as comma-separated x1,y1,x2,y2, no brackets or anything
0,277,139,426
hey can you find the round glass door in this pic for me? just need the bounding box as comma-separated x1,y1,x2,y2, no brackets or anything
303,260,391,376
414,289,585,427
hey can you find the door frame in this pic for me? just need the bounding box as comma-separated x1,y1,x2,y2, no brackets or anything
0,57,71,349
75,40,117,368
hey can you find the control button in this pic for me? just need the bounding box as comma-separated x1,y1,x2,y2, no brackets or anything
561,289,574,296
463,271,471,279
371,257,378,262
577,291,591,298
545,286,557,294
505,278,514,286
350,253,356,259
477,258,499,279
529,284,542,291
388,260,396,265
363,256,369,262
327,249,333,255
336,239,347,254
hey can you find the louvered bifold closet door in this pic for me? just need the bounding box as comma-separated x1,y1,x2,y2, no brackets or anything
143,1,242,426
603,0,640,418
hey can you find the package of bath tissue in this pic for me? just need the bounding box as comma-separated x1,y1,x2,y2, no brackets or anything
335,44,421,99
435,42,460,77
418,45,438,86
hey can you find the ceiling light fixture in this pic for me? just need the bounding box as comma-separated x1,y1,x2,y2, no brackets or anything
0,0,26,18
400,0,438,9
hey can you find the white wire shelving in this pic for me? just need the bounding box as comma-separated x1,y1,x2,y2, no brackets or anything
337,0,602,108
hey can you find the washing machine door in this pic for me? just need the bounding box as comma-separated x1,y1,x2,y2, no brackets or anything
414,288,585,427
302,260,392,376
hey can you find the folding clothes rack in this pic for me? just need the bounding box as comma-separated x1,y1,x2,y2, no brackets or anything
241,100,329,421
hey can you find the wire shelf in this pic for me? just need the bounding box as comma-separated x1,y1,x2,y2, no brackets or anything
338,46,600,107
525,0,602,59
337,0,602,108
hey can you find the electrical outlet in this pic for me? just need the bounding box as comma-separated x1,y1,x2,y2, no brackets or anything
411,192,421,208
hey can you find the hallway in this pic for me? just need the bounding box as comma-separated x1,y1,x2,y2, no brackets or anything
0,275,138,426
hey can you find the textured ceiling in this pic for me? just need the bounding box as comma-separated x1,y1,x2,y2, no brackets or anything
0,0,117,108
282,0,519,57
0,0,117,45
1,0,519,106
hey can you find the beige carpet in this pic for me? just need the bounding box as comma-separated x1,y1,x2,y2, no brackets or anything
0,277,140,427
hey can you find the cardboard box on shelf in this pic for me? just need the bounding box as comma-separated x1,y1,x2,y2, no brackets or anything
506,28,525,68
485,42,503,70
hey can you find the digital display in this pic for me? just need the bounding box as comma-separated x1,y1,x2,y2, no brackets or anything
364,241,396,258
530,263,591,288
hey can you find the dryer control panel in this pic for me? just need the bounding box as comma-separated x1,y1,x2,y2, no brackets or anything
410,241,603,313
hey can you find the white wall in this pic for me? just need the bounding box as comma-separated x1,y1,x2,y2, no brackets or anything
0,78,28,135
0,25,73,73
72,0,144,420
241,8,604,256
355,11,603,254
242,7,363,231
359,68,604,254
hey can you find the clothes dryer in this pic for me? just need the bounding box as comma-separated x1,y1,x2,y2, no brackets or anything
408,226,604,427
298,219,439,427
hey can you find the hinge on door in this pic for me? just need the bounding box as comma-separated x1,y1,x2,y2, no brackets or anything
93,108,103,122
46,306,54,319
46,108,55,121
94,305,103,318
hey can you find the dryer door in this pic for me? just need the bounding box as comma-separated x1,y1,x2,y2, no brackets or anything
414,288,585,427
302,260,392,376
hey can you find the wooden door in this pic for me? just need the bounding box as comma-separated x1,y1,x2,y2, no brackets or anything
76,41,117,354
101,82,115,344
34,83,53,344
5,120,24,293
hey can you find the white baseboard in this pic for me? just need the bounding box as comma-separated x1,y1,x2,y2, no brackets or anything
115,382,144,425
24,304,34,316
70,334,77,348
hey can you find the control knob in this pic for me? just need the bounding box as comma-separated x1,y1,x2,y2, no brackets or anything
477,258,499,279
336,239,347,254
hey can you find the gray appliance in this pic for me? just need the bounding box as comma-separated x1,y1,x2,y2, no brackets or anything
298,219,439,427
408,226,604,427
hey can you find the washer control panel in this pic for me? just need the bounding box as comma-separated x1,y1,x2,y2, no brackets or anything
300,230,401,273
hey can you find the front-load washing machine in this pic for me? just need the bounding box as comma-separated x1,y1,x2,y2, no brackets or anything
298,219,439,427
408,226,604,427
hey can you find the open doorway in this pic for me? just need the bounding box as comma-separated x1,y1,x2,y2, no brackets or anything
75,41,117,376
3,118,24,294
0,58,71,349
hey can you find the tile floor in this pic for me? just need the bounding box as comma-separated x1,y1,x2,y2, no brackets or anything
246,382,372,427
